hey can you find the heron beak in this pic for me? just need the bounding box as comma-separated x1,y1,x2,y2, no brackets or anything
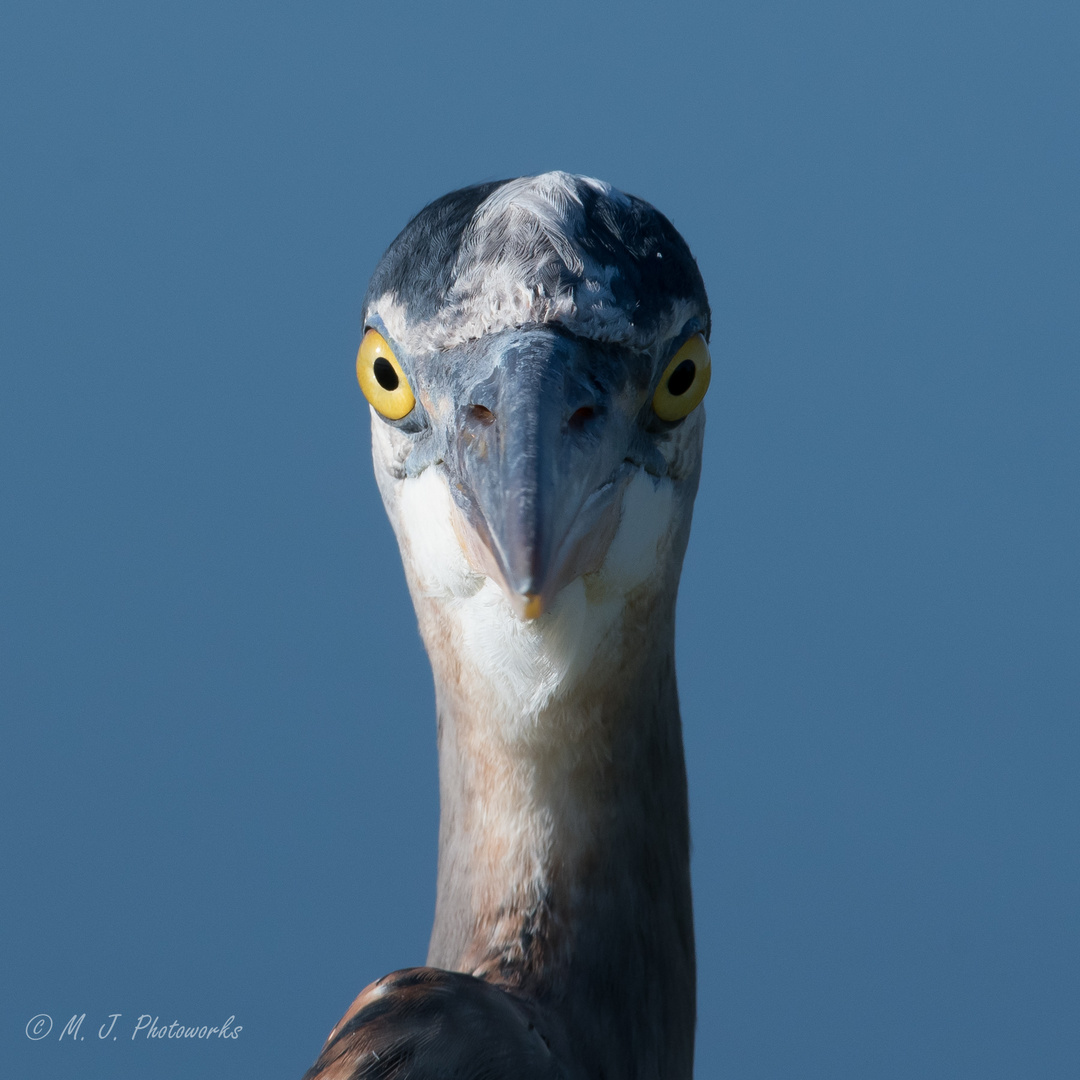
445,328,635,620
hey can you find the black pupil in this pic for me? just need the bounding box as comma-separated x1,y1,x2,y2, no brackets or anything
666,359,696,397
373,356,399,392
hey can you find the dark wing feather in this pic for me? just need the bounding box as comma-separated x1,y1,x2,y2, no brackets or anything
301,968,570,1080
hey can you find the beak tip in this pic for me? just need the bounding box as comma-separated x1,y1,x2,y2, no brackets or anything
522,592,544,620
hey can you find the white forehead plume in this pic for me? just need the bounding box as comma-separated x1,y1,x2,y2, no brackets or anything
370,171,695,358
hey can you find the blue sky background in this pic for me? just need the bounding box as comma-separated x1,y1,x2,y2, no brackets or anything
2,2,1077,1077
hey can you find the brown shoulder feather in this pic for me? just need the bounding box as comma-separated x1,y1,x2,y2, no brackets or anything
302,968,573,1080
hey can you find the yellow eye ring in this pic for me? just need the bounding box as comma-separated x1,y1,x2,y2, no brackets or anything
356,329,415,420
652,334,711,422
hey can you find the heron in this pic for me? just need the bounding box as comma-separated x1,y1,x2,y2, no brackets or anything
303,172,711,1080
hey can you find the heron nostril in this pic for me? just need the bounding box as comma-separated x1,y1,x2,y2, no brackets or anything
568,406,595,430
468,404,496,426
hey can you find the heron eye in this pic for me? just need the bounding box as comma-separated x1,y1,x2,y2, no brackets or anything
652,334,711,421
357,330,415,420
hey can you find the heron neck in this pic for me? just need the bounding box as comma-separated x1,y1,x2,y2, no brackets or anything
419,587,695,1078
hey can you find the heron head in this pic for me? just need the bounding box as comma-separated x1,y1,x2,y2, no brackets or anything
359,172,710,633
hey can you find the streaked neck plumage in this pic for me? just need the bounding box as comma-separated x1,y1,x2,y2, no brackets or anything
384,456,699,1079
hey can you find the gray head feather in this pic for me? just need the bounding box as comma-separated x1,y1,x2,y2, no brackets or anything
365,171,709,357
